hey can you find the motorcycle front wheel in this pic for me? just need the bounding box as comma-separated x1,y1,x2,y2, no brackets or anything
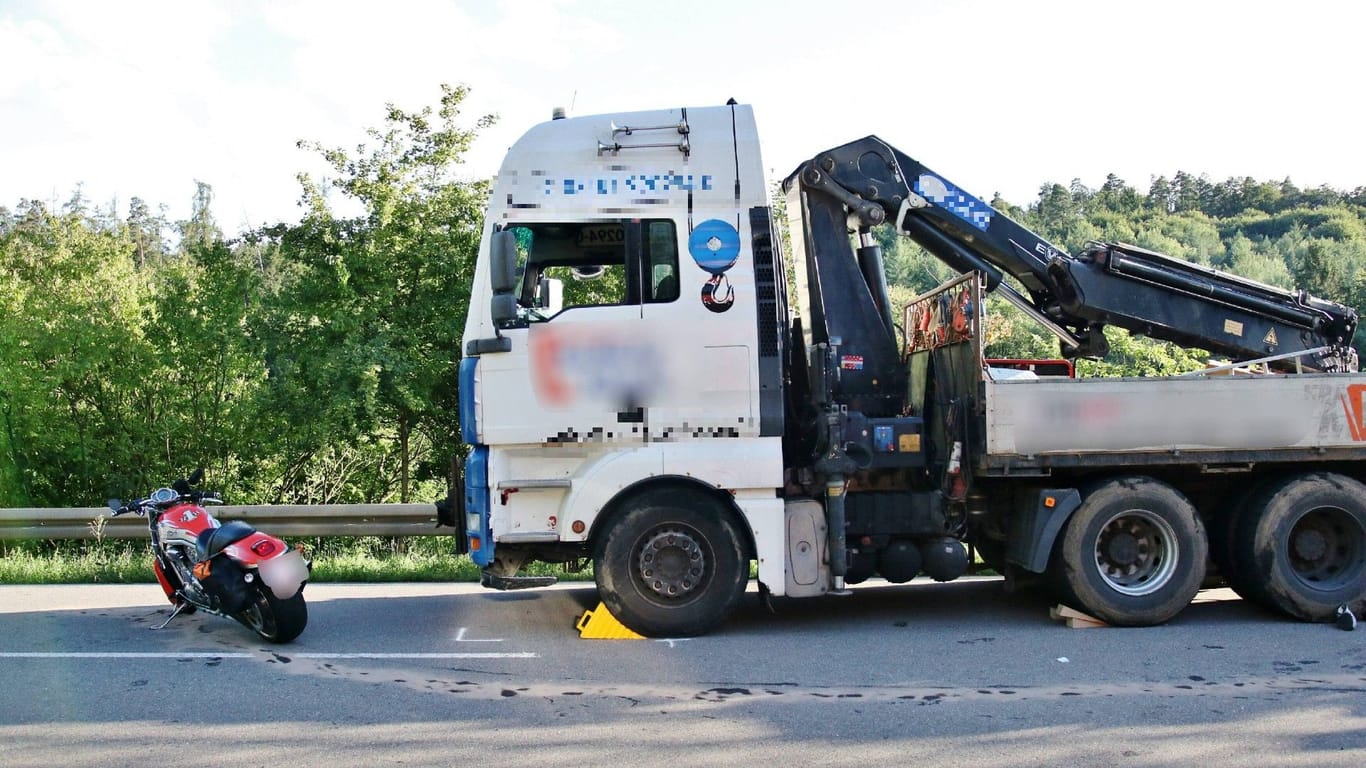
237,586,307,643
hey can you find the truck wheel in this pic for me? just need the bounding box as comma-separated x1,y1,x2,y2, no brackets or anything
1057,477,1206,626
1208,482,1275,606
1232,473,1366,621
594,491,748,637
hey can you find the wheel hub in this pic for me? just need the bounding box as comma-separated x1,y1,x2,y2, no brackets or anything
1094,510,1178,597
1291,526,1328,562
1105,532,1141,566
1288,506,1362,586
638,529,706,600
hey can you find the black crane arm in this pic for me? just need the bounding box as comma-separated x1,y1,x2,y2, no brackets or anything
786,136,1359,373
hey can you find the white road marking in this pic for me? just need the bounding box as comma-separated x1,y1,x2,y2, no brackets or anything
453,627,504,642
0,651,537,660
0,652,254,659
294,652,536,659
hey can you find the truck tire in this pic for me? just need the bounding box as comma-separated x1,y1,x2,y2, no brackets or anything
1057,477,1207,626
1208,481,1275,605
1231,472,1366,621
594,491,749,637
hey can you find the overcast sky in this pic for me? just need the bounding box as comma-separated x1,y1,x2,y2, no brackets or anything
3,0,1363,233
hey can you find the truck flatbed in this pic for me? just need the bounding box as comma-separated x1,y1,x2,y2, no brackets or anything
984,372,1366,470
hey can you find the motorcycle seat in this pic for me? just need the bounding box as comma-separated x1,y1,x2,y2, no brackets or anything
197,520,258,560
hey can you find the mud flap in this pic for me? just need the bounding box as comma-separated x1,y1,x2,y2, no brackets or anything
1007,488,1082,573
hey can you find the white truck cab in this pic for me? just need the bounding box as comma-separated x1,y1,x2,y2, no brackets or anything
459,104,794,635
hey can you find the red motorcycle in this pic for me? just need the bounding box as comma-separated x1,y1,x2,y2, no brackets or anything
108,470,310,643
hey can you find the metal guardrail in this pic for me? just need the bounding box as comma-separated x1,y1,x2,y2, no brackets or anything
0,504,444,540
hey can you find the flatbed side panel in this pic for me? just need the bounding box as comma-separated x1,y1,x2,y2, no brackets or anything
985,374,1366,456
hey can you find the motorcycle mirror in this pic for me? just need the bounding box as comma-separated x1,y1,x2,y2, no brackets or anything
106,498,122,511
188,467,204,485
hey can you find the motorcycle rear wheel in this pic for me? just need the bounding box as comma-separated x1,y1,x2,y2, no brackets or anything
237,586,307,643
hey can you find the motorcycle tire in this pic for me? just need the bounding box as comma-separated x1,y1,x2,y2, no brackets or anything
237,585,307,643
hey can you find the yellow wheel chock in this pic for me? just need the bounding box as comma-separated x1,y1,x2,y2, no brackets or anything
575,602,645,639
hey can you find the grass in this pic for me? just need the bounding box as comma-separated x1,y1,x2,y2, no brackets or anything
0,542,155,584
0,536,594,585
1,537,988,586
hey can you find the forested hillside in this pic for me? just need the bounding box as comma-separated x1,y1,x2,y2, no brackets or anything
3,87,1364,507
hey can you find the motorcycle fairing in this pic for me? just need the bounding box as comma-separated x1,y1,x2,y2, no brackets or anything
157,502,218,549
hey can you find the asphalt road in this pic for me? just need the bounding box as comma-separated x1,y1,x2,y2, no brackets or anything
1,578,1363,767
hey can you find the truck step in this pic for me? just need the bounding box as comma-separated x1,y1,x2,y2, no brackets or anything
480,572,558,590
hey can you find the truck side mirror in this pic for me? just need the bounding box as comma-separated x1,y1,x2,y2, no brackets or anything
491,231,519,293
490,231,519,324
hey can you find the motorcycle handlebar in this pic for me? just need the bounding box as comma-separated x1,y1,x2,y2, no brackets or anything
105,479,223,516
106,499,148,517
176,487,221,504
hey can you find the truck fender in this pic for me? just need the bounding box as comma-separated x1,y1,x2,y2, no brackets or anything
589,476,752,548
1006,488,1082,574
560,448,665,539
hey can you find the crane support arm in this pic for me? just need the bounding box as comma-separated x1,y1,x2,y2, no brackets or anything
786,136,1359,372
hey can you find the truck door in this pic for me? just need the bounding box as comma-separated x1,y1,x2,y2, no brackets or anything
476,219,679,446
638,214,757,440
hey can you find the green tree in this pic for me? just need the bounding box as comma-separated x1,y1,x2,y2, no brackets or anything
1094,173,1142,216
256,84,494,503
1076,327,1210,378
1226,234,1292,288
0,201,160,502
1170,171,1211,214
1288,237,1356,301
127,196,170,269
141,183,268,492
1147,175,1175,214
0,233,27,505
981,296,1060,360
